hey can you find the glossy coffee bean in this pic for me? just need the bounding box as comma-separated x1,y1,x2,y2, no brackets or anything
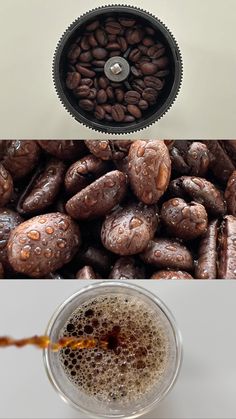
195,219,218,279
124,90,141,104
140,62,158,75
76,266,98,279
7,213,81,278
66,72,81,89
161,198,208,240
66,170,127,220
101,203,158,255
2,140,40,180
37,140,86,160
111,104,125,122
218,215,236,279
151,270,193,279
109,257,145,279
128,140,171,204
225,171,236,216
0,208,23,268
140,238,194,271
0,164,13,207
127,104,142,118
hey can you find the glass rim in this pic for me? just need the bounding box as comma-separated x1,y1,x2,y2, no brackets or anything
43,281,183,418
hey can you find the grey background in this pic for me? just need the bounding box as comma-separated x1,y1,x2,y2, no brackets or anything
0,280,235,419
0,0,236,139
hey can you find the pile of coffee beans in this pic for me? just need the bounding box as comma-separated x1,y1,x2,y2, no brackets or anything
65,15,170,123
0,140,236,279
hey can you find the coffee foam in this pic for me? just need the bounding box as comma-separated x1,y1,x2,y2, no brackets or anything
59,294,169,403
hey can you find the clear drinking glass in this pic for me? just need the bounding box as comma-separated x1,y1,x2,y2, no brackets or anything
43,281,183,419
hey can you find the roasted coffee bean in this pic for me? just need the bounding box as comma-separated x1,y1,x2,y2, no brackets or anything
171,176,226,216
144,76,164,90
105,21,122,35
142,37,155,47
126,28,144,44
106,42,121,50
76,65,96,78
142,88,158,104
94,105,105,120
0,208,23,268
92,47,108,60
76,265,98,279
19,159,66,214
218,215,236,279
161,198,208,240
204,140,235,183
88,34,98,48
7,213,81,278
127,104,141,118
129,48,142,62
186,142,210,176
0,164,13,207
131,66,142,77
140,238,194,271
123,115,135,122
86,20,100,31
147,44,165,59
66,170,127,220
95,28,108,46
2,140,40,180
128,140,171,204
37,140,86,161
74,85,90,98
97,89,107,104
92,60,106,67
79,51,93,63
117,36,128,51
98,76,109,89
151,270,193,279
79,99,94,111
111,104,125,122
138,99,149,110
155,56,169,69
119,17,136,27
140,62,158,75
66,72,81,89
80,78,93,87
101,203,158,255
80,36,90,51
106,86,115,101
225,171,236,216
65,154,108,196
109,257,145,279
195,219,218,279
124,90,141,105
87,88,97,100
67,44,81,63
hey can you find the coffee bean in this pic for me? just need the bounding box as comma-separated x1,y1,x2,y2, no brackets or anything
106,86,115,101
88,34,98,48
98,76,109,89
119,17,136,27
87,88,97,100
73,85,90,98
131,66,142,77
92,47,108,60
102,104,112,113
142,37,155,47
138,99,149,110
97,89,107,104
115,88,124,103
79,51,93,62
86,20,100,31
117,36,128,52
79,99,94,111
91,60,106,67
76,65,96,78
138,44,148,54
126,28,144,45
129,48,142,62
105,113,113,121
67,44,81,63
140,62,158,75
110,50,121,57
123,115,135,122
142,88,158,104
95,28,108,46
144,76,164,90
105,21,122,35
147,44,165,58
124,90,141,105
80,78,93,87
66,72,81,89
155,56,169,69
127,104,142,118
106,42,121,50
111,104,125,122
80,36,90,51
94,105,105,120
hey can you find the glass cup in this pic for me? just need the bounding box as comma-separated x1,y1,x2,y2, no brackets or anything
43,281,183,418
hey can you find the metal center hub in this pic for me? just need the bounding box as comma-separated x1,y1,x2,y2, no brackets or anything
104,56,130,82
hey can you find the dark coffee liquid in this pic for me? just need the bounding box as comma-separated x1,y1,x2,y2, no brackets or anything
59,294,169,403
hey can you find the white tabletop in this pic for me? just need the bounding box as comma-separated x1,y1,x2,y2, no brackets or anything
0,280,235,419
0,0,236,139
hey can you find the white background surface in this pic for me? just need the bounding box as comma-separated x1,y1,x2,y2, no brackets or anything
0,0,236,139
0,280,235,419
